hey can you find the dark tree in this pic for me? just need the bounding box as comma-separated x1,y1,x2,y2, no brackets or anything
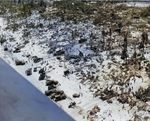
142,31,148,44
30,0,34,7
121,32,128,60
39,0,45,7
140,31,148,58
102,28,106,50
118,22,122,29
133,42,137,58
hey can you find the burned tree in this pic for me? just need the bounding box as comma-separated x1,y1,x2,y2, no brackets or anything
133,42,137,58
121,32,128,61
107,26,112,59
117,22,122,35
139,31,148,58
102,28,106,50
142,31,148,44
39,0,46,7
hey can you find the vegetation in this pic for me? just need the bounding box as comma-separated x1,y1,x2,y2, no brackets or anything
0,1,150,120
93,13,106,25
135,86,150,102
137,23,148,29
54,1,85,11
54,1,98,22
114,4,128,11
0,1,41,18
0,1,45,33
0,5,7,14
5,22,23,32
140,6,150,17
121,32,128,60
125,20,132,27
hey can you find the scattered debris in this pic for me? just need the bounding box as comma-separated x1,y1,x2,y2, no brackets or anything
56,56,62,60
13,48,21,53
48,84,56,90
54,50,65,56
107,99,113,104
117,96,128,104
4,46,8,51
33,67,37,72
45,89,57,96
39,72,45,80
46,80,58,86
39,68,45,80
45,89,66,102
79,39,87,43
73,93,80,98
15,59,25,66
89,105,100,116
64,70,70,76
39,68,45,74
68,102,76,108
25,68,32,76
32,56,43,63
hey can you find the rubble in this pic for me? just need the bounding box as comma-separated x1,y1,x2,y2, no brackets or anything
15,59,25,66
25,68,32,76
73,93,80,98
